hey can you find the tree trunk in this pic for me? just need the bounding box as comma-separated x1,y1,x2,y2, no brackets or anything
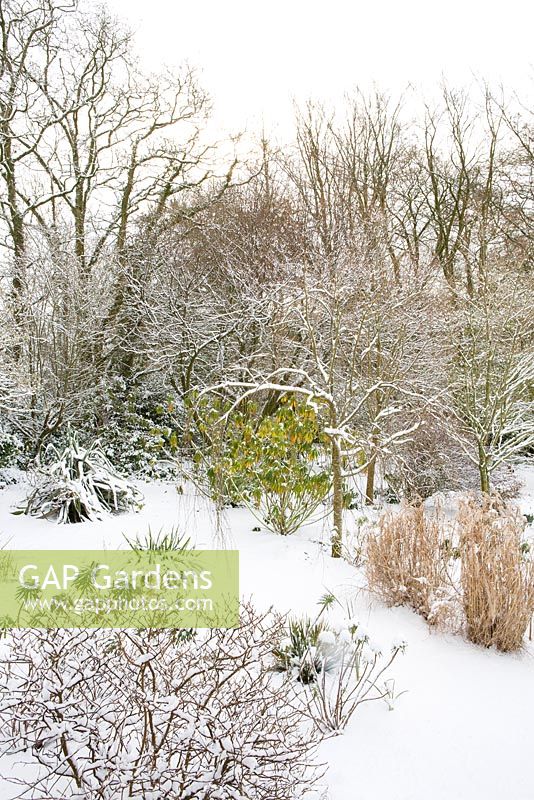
2,123,26,360
365,427,379,504
365,452,376,505
331,436,343,558
478,443,490,494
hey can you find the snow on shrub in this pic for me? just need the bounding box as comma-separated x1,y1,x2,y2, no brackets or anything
91,378,183,478
272,616,340,684
0,605,323,799
16,429,143,523
0,467,20,491
304,623,407,734
0,421,23,468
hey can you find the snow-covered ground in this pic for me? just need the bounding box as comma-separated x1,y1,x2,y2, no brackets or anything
1,469,534,799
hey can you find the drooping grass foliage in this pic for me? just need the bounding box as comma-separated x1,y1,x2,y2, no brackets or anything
17,429,143,523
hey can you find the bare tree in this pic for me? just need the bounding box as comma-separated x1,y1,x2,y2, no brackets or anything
0,1,238,450
423,86,504,295
448,277,534,493
0,0,75,346
198,247,429,556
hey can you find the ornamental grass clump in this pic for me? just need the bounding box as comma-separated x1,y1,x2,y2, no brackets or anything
17,429,143,523
366,499,452,624
458,494,534,652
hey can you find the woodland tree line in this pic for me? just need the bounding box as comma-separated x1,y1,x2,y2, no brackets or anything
1,1,533,553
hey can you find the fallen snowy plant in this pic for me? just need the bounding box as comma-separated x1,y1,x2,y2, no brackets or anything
0,605,324,799
16,430,143,523
273,600,407,734
304,623,407,734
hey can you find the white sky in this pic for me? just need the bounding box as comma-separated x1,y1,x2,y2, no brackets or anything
105,0,533,140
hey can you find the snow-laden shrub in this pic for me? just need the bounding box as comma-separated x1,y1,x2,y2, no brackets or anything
0,421,23,468
0,606,323,799
273,603,406,734
304,622,407,734
43,379,183,480
17,430,143,523
97,419,179,480
92,378,182,478
0,467,19,491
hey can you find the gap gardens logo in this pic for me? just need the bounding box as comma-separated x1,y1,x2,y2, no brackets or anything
0,550,239,629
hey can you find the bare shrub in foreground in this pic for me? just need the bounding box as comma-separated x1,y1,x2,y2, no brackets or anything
458,495,534,652
366,500,452,624
0,606,322,799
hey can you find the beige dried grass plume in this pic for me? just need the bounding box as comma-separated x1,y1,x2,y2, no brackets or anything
366,499,451,624
458,495,534,652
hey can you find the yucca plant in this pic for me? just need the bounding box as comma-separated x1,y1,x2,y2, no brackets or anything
16,428,143,523
125,525,191,554
272,616,340,684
